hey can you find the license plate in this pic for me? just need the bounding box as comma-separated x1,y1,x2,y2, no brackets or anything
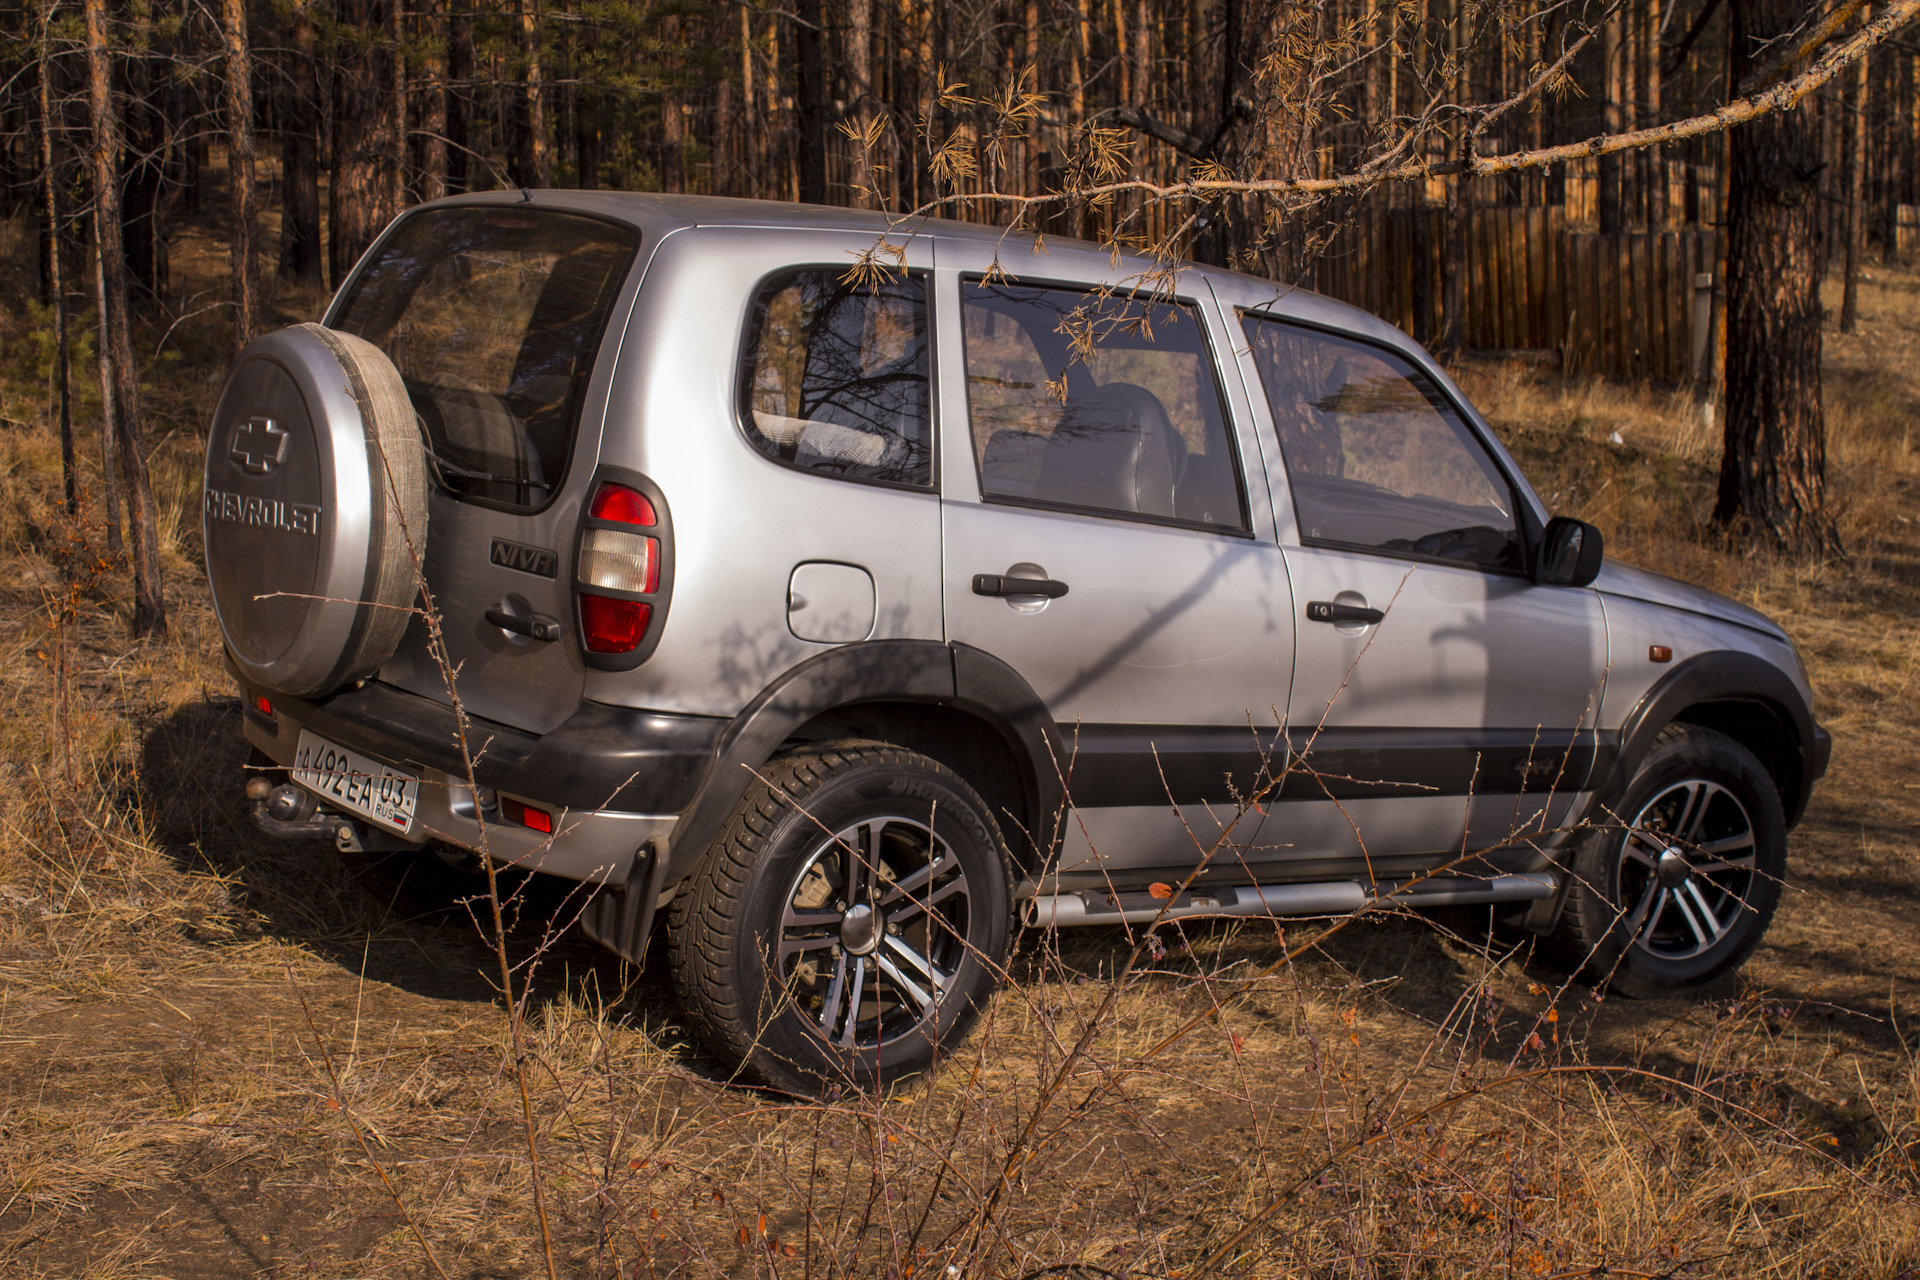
291,731,419,835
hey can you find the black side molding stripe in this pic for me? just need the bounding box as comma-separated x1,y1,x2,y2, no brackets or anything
1058,723,1615,808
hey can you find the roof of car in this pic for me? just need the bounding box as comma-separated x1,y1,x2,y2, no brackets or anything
422,188,1371,316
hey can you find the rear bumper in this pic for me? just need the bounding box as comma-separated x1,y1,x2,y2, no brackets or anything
234,661,725,884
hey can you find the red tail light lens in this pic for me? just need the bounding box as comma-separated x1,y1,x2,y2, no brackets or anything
580,594,652,653
590,483,656,526
253,694,273,717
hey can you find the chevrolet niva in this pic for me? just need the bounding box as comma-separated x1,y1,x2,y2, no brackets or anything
204,193,1828,1093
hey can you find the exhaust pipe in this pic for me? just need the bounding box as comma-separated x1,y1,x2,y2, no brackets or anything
1022,872,1558,928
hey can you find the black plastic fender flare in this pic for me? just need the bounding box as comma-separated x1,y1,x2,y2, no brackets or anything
583,640,1068,962
1585,650,1823,829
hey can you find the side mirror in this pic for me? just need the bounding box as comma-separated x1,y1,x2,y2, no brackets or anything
1535,516,1604,587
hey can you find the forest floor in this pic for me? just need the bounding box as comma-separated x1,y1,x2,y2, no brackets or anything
2,215,1919,1278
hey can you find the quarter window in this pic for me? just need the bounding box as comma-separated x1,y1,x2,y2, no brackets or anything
1242,316,1522,572
962,281,1247,531
738,268,933,489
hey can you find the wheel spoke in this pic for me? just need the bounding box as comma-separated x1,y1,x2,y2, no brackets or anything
1694,831,1754,859
782,903,841,929
883,934,951,996
1621,834,1663,868
1625,883,1664,937
1670,887,1712,947
779,933,840,963
837,957,867,1048
879,848,956,908
817,953,850,1036
1684,880,1727,938
1673,781,1716,845
876,950,938,1016
885,874,967,926
1689,853,1757,877
841,823,870,903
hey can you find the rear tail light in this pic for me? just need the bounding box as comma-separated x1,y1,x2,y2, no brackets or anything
575,477,670,666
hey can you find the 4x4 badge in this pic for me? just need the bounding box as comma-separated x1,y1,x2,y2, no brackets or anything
230,417,289,475
490,537,558,578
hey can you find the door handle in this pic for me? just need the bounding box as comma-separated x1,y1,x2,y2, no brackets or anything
485,607,562,642
1305,600,1383,626
973,573,1069,599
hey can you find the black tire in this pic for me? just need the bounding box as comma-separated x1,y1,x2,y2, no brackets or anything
1558,725,1786,997
667,743,1011,1094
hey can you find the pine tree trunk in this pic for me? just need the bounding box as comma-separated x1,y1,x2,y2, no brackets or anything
389,0,409,206
278,0,323,287
446,11,472,193
222,0,259,352
795,0,827,204
739,7,758,198
120,66,165,302
1840,32,1868,334
84,0,167,637
38,0,77,516
90,234,123,555
330,0,399,285
847,0,873,206
661,12,685,195
516,0,549,187
1598,11,1623,233
420,0,448,199
1642,0,1666,229
1713,0,1840,558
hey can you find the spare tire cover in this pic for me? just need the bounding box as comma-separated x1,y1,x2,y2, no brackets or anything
203,323,429,698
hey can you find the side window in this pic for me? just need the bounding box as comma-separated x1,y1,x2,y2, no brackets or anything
737,268,932,489
962,281,1248,531
1242,315,1522,572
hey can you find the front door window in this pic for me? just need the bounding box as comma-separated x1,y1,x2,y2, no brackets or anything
1243,319,1521,572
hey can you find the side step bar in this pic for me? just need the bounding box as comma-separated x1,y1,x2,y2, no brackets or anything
1022,872,1558,928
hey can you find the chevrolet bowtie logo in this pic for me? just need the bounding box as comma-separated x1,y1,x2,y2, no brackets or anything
230,417,289,475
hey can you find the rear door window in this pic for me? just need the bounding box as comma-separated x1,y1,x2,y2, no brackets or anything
737,267,934,489
962,281,1248,531
1241,316,1522,572
332,207,639,511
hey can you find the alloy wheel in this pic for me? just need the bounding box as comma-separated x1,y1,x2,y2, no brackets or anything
776,816,973,1049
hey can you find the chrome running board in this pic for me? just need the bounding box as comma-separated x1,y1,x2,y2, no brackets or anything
1022,872,1559,928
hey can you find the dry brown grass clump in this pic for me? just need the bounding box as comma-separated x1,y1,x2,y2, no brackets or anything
1,253,1919,1277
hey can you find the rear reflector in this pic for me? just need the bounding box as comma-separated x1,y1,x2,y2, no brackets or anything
500,797,553,835
578,527,658,594
589,483,656,526
580,594,652,653
254,694,273,717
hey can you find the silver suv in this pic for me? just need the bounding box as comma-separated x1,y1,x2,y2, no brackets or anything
205,193,1829,1092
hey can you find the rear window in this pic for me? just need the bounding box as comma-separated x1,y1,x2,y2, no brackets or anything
333,207,638,510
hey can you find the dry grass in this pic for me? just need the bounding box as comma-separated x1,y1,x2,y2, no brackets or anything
2,238,1919,1277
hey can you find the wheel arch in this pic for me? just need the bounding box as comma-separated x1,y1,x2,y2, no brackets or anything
1595,651,1819,830
659,640,1065,893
